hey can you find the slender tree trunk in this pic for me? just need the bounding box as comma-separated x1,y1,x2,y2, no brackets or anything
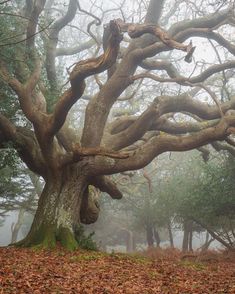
153,227,161,247
11,208,25,243
133,234,136,251
16,167,99,250
200,231,214,252
189,221,193,252
168,221,174,248
182,220,190,252
126,230,134,253
146,224,154,247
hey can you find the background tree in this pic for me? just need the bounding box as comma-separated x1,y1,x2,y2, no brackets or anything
1,0,235,249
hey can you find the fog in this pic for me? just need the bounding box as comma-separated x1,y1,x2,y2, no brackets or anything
0,0,235,252
0,152,228,252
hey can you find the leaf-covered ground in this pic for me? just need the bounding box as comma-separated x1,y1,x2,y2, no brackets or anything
0,247,234,293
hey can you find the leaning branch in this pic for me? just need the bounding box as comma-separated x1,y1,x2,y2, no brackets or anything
91,115,235,175
72,145,130,159
0,61,41,123
48,20,123,137
90,176,123,199
60,143,130,167
26,0,46,49
132,60,235,85
104,92,235,151
46,0,78,87
0,114,17,140
116,19,195,62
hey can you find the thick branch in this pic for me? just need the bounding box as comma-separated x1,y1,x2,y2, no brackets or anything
26,0,46,49
104,93,235,150
132,60,235,86
117,19,195,62
104,106,158,150
145,0,165,24
72,145,129,159
169,7,232,36
90,115,235,175
0,61,42,123
151,118,220,134
45,0,77,88
56,39,95,57
48,20,123,137
90,176,123,199
133,8,232,60
80,4,232,148
25,58,42,93
0,115,46,175
0,114,17,140
140,59,180,78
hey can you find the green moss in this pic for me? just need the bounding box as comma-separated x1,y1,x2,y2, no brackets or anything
56,226,78,251
15,224,56,249
32,224,57,248
15,224,79,251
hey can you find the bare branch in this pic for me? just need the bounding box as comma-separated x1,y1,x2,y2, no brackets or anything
26,0,46,49
56,39,95,57
72,145,129,159
0,114,17,140
90,176,123,199
48,20,123,137
45,0,78,88
132,60,235,85
0,61,42,123
116,19,195,62
76,0,101,25
91,115,235,175
25,58,42,93
104,92,235,151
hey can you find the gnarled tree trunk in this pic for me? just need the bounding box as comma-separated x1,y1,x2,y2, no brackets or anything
16,166,99,250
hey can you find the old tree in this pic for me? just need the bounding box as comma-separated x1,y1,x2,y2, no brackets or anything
1,0,235,249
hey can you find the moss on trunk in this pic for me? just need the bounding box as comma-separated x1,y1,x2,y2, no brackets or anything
15,224,79,251
13,171,98,251
56,226,78,251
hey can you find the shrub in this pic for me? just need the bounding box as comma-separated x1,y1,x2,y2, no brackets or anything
74,225,98,251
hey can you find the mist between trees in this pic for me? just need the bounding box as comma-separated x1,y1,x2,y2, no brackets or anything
0,0,235,251
1,150,234,251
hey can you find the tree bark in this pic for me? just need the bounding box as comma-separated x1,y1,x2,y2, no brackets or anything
11,208,25,243
126,230,134,253
168,221,174,248
153,227,161,247
189,221,193,252
182,220,190,252
146,223,154,247
200,231,214,252
15,167,99,250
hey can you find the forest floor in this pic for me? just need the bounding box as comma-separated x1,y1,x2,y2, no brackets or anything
0,247,234,294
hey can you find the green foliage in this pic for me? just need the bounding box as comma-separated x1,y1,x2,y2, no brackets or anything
74,225,98,251
0,146,21,199
0,144,19,170
0,5,29,120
